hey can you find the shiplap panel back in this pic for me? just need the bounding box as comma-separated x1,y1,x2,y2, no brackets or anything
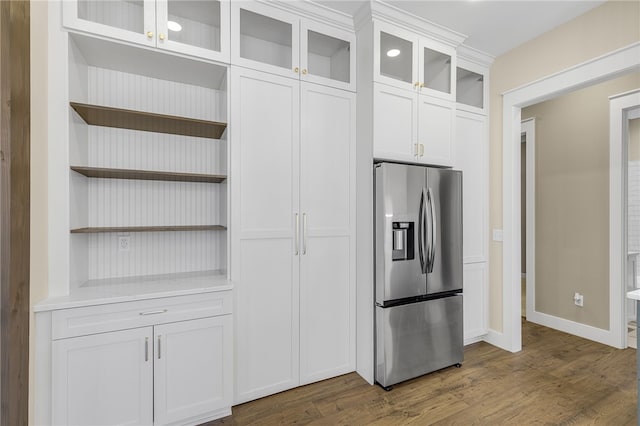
80,66,225,280
629,161,640,252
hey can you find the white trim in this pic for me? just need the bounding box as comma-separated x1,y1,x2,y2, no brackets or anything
484,329,509,349
354,0,467,48
464,335,486,346
526,310,621,347
263,0,354,31
522,118,535,322
610,89,640,349
501,42,640,353
457,44,495,68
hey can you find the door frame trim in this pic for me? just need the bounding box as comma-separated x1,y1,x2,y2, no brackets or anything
492,41,640,352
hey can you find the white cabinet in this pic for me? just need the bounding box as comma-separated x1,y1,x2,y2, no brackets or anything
455,110,488,263
373,82,454,166
50,294,233,426
63,0,230,62
374,21,456,100
371,21,456,166
231,66,355,403
52,327,154,426
463,263,488,342
231,1,356,91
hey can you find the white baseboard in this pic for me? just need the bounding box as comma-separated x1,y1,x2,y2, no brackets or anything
527,309,622,348
484,328,512,351
464,335,486,346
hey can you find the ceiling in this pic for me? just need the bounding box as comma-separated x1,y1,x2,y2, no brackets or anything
316,0,608,57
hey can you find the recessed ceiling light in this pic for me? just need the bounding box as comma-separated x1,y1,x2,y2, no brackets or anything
386,49,400,57
167,20,182,32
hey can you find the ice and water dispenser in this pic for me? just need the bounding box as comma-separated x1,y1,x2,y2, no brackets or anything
392,222,414,261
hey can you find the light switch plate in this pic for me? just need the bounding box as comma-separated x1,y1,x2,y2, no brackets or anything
492,229,504,242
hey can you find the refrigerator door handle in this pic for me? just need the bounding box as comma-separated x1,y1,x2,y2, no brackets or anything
418,189,427,274
427,188,437,273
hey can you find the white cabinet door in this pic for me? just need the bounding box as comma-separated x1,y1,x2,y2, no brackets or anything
63,0,156,47
373,83,418,163
417,95,454,166
156,0,230,63
299,83,356,385
373,21,418,92
463,262,488,342
231,1,300,79
300,21,356,92
455,110,488,263
418,38,456,101
231,67,300,403
153,316,232,426
52,327,153,426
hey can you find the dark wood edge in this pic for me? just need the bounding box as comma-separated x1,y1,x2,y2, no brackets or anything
1,2,30,425
70,166,227,183
69,101,228,139
70,225,227,233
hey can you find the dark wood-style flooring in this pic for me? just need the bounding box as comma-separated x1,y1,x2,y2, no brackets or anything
207,321,637,425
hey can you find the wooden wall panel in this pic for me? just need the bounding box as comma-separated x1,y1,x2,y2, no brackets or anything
0,1,30,425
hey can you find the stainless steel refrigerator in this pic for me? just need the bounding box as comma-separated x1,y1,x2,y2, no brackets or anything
374,161,463,389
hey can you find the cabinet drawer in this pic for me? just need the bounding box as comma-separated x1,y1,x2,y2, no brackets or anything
52,291,232,340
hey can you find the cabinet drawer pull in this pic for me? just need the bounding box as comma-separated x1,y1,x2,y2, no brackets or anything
139,309,168,316
158,336,162,359
145,337,149,362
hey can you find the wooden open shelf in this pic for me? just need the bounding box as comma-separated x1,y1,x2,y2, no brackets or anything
71,166,226,183
70,102,227,139
71,225,226,234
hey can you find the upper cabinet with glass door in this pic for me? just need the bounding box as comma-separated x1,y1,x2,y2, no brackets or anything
231,2,356,91
63,0,230,63
374,21,456,100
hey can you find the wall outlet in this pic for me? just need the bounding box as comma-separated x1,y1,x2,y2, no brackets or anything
574,292,584,307
118,236,130,252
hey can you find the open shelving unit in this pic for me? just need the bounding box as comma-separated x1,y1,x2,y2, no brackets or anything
67,33,230,289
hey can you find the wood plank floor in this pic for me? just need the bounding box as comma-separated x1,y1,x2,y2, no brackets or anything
206,321,637,425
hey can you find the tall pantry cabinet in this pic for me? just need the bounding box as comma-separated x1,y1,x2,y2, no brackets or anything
229,2,356,404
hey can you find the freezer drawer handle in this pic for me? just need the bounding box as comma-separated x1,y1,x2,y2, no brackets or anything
139,309,167,316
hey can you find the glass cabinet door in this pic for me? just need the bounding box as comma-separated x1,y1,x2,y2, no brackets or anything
64,0,156,46
375,24,418,91
456,67,484,110
300,23,355,91
419,40,456,99
157,0,229,62
231,3,299,79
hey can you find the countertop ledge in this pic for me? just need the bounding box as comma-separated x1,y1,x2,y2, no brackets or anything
34,270,233,312
627,289,640,301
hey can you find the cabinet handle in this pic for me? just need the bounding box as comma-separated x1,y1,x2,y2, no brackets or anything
420,83,425,89
139,309,167,316
146,31,153,39
414,82,419,89
414,143,419,157
157,336,162,359
145,337,149,362
303,213,307,255
302,69,308,75
295,213,299,255
294,67,299,74
159,33,165,41
420,144,425,157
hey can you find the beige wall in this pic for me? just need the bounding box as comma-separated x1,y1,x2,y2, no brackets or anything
522,73,640,329
29,1,49,423
630,118,640,161
489,0,640,332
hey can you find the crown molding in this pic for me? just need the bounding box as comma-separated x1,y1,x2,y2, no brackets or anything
355,1,467,48
260,0,355,32
457,44,495,68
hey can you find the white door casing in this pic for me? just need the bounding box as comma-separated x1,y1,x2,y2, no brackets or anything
497,42,640,352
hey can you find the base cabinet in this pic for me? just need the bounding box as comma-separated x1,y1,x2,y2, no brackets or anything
463,262,488,342
50,296,232,426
